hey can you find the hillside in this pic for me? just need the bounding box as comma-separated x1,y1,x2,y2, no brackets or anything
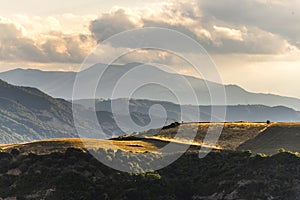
0,122,299,199
2,79,300,147
2,63,300,110
0,79,78,143
86,98,300,122
2,122,299,156
114,122,300,155
0,80,175,143
0,80,107,144
238,123,300,154
115,122,268,151
0,143,299,199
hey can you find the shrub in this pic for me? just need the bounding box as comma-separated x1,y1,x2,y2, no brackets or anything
10,149,20,157
257,153,268,158
279,148,286,153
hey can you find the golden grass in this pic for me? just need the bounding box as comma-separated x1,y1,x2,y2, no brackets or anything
1,122,300,155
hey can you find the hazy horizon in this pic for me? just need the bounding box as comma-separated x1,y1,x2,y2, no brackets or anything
0,0,300,98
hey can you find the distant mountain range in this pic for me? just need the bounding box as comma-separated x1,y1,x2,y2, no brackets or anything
77,98,300,122
1,63,300,110
0,80,172,143
1,79,300,144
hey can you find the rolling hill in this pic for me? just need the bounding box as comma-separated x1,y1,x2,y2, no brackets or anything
112,122,266,151
2,63,300,110
238,123,300,154
2,120,300,156
113,122,300,155
1,79,300,146
0,80,174,144
0,122,300,199
78,98,300,122
0,143,299,199
0,79,79,143
0,121,299,199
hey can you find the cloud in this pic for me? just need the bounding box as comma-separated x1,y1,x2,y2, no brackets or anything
0,16,95,63
0,0,299,64
206,26,298,54
89,0,299,55
213,25,243,41
199,0,300,48
0,21,46,62
90,9,141,42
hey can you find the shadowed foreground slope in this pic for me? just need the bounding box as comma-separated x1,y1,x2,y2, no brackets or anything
0,147,299,199
238,123,300,154
1,121,300,199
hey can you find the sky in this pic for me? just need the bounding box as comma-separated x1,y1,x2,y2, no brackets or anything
0,0,300,98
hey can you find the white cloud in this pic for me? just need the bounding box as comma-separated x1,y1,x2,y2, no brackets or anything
90,9,142,42
0,0,299,66
89,0,299,55
199,0,300,48
213,25,243,41
0,15,96,63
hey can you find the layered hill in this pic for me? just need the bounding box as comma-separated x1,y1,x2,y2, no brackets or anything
1,79,300,148
0,122,268,154
114,122,300,155
2,63,300,110
0,79,78,143
0,122,299,199
87,98,300,122
0,127,299,199
0,80,173,143
0,80,110,143
238,123,300,154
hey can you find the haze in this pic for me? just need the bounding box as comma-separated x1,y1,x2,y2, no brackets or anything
0,0,299,98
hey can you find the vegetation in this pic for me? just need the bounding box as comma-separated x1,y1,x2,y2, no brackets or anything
0,79,79,143
0,147,299,199
238,123,300,154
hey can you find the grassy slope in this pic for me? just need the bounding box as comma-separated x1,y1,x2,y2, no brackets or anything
1,122,299,155
0,122,300,199
0,138,167,155
238,122,300,154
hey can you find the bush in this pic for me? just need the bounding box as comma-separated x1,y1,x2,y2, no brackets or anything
279,148,286,153
10,149,20,157
257,153,268,158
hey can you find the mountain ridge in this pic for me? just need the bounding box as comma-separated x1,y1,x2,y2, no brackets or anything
1,79,300,145
0,79,98,144
79,98,300,122
2,63,300,110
